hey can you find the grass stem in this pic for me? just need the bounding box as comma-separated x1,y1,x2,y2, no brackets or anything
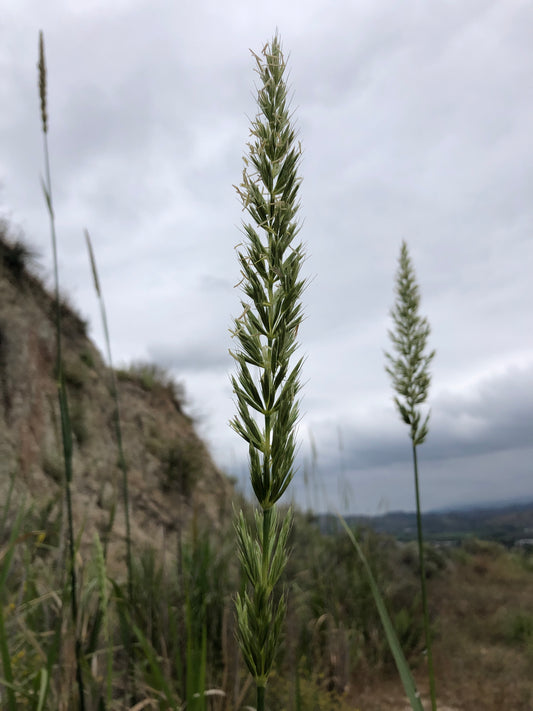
85,230,133,598
38,31,86,710
413,442,436,711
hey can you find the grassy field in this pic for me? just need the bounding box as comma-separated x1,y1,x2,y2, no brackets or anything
346,536,533,710
2,498,532,709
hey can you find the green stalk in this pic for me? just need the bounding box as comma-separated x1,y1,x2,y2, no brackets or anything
261,507,272,583
413,443,436,709
256,505,272,711
38,31,86,710
257,684,265,711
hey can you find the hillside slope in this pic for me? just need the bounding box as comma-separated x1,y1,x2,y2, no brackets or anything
0,223,233,573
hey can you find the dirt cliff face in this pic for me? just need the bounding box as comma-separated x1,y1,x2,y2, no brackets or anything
0,225,233,572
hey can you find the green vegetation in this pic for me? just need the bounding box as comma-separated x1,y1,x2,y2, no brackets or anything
230,35,305,711
161,438,204,495
116,361,185,412
1,498,532,709
0,29,530,711
385,241,437,710
0,224,37,282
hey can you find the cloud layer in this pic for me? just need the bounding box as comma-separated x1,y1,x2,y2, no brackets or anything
1,0,532,513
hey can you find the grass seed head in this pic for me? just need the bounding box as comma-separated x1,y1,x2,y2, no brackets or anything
38,31,48,134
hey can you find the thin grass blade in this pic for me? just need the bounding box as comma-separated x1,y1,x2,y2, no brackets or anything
339,516,425,711
130,621,180,711
36,667,48,711
0,508,25,711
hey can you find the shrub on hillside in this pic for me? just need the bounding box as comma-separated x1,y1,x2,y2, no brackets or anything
116,361,185,413
0,222,38,282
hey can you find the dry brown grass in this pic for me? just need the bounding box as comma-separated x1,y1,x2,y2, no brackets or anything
346,542,533,711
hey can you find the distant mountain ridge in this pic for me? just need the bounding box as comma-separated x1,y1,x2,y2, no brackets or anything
314,500,533,545
430,497,533,514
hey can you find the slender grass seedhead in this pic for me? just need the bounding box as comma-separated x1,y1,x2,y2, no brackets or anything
85,228,135,701
231,34,305,709
38,31,48,135
230,34,305,511
385,242,435,446
385,240,437,711
85,230,101,297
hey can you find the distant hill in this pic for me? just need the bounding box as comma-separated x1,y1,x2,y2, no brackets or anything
314,501,533,545
0,221,234,573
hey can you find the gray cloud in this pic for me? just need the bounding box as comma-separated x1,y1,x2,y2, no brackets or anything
291,445,533,515
306,363,533,472
148,341,231,374
2,0,532,513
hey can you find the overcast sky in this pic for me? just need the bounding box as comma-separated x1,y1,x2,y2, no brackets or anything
1,0,532,514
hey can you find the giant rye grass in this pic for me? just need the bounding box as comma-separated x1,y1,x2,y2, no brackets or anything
38,32,86,710
230,34,306,711
385,241,437,711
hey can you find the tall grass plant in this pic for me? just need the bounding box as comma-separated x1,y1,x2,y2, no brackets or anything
37,32,86,710
230,34,305,711
85,229,132,584
385,241,437,710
